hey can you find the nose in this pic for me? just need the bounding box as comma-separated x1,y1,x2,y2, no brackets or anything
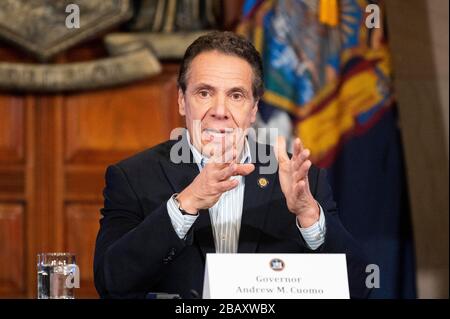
209,95,229,120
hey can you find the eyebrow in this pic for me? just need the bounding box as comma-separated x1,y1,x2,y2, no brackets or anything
226,86,249,96
192,83,215,92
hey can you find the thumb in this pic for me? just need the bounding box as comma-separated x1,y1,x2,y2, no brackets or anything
274,136,289,164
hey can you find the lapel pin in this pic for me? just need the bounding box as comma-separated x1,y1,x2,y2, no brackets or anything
257,177,269,188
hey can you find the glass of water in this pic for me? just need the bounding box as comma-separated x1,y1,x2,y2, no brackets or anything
37,253,77,299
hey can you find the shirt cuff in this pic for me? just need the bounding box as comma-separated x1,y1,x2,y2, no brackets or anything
297,203,326,250
167,195,198,239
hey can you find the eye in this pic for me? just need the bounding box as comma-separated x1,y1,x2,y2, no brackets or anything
230,92,244,101
198,90,210,98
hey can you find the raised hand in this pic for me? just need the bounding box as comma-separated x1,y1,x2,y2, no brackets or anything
176,136,254,214
274,136,320,227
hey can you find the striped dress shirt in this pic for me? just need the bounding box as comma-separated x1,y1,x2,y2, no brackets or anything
167,133,326,252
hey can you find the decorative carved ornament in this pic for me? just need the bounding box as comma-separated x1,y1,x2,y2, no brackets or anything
0,0,131,61
0,1,211,92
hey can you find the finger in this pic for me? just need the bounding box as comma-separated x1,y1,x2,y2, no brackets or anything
216,178,239,193
233,163,255,176
209,146,231,164
274,136,289,164
294,160,312,183
202,142,216,158
205,161,229,175
210,139,237,164
215,162,237,181
292,148,311,171
221,133,235,159
215,161,255,181
219,145,237,164
221,130,247,164
204,148,230,170
293,138,302,161
229,130,247,162
298,136,305,150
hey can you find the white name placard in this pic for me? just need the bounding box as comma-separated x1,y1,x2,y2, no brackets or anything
202,253,349,299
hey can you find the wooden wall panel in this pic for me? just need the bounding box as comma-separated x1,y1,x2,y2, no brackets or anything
0,167,24,201
64,66,182,164
0,204,24,296
0,98,24,163
65,204,103,298
65,167,105,202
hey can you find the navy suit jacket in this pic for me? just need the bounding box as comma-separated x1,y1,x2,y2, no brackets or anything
94,135,370,299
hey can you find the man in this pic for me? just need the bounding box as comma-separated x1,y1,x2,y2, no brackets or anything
94,31,369,299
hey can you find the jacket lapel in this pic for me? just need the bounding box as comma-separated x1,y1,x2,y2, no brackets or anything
158,132,199,193
238,142,277,253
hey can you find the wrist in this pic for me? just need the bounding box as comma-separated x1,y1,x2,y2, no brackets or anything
175,191,199,215
296,202,320,228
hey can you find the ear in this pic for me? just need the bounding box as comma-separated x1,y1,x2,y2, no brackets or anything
250,99,259,124
178,88,186,116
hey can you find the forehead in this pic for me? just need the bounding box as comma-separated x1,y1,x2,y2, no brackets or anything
186,51,254,89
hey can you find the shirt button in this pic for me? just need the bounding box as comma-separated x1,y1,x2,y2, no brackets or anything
315,234,322,241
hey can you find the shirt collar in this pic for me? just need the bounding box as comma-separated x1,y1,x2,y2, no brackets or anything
185,129,251,169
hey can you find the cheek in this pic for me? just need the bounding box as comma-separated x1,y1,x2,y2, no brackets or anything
185,98,211,120
230,106,256,127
